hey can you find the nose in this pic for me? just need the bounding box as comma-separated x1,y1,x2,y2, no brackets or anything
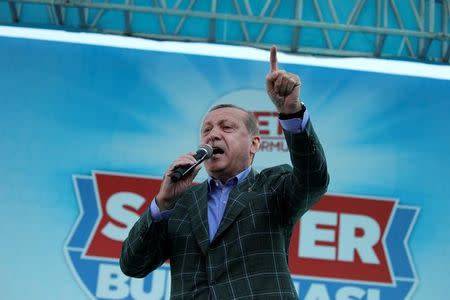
206,127,221,143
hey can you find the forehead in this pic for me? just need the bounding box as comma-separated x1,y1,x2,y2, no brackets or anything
202,107,247,126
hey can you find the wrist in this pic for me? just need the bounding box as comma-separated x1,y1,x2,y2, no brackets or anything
279,101,306,119
155,195,174,211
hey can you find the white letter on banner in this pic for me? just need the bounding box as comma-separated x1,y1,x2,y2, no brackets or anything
130,269,166,300
299,211,337,260
304,283,331,300
338,214,381,264
96,264,129,299
102,192,145,241
367,288,381,300
336,286,365,300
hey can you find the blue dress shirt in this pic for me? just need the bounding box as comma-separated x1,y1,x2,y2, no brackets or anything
150,111,309,241
206,167,251,239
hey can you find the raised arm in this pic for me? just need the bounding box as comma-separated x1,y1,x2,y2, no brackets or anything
265,46,329,223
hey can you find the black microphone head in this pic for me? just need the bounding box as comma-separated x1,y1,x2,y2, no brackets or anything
197,144,213,160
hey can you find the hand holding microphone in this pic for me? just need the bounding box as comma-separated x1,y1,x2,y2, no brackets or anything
171,144,213,182
156,144,213,211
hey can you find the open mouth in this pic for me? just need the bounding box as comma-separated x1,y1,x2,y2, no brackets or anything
212,147,225,155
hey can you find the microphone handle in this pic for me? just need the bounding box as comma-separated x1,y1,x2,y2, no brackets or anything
171,154,207,182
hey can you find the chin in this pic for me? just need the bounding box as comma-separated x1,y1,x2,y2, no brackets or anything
205,161,227,175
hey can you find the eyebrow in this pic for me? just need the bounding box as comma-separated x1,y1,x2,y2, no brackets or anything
203,118,237,128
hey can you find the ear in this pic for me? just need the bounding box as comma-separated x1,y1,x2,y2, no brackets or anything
250,135,261,155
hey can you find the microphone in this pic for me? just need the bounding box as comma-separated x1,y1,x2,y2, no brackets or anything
171,144,213,182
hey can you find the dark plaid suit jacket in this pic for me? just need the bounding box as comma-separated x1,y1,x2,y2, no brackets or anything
120,121,329,299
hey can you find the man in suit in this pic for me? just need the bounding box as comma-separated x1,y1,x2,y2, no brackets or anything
120,46,329,299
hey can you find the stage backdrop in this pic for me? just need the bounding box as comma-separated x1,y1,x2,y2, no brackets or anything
1,26,449,300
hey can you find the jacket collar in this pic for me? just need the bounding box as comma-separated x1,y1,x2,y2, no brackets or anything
188,168,259,254
212,168,258,244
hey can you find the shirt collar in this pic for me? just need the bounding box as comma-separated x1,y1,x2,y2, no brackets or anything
207,166,252,190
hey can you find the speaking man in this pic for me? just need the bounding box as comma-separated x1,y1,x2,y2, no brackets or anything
120,46,329,299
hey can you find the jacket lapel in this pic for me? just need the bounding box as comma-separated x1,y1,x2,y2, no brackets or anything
212,168,258,243
188,181,210,255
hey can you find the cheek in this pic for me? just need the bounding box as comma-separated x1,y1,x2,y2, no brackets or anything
233,141,251,156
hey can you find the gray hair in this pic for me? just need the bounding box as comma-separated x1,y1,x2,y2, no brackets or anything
208,104,259,136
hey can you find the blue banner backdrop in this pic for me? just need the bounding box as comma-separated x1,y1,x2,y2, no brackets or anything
1,27,449,300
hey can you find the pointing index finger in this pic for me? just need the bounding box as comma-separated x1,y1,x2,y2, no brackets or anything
270,46,278,72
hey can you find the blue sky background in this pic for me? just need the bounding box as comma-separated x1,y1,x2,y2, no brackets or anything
1,34,449,299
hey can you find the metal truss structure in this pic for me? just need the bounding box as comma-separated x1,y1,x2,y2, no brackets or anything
1,0,449,63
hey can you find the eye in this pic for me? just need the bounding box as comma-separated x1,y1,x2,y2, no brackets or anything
222,123,235,132
202,127,211,136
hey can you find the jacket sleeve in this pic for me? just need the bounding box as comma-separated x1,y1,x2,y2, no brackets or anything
275,120,329,224
119,209,169,278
